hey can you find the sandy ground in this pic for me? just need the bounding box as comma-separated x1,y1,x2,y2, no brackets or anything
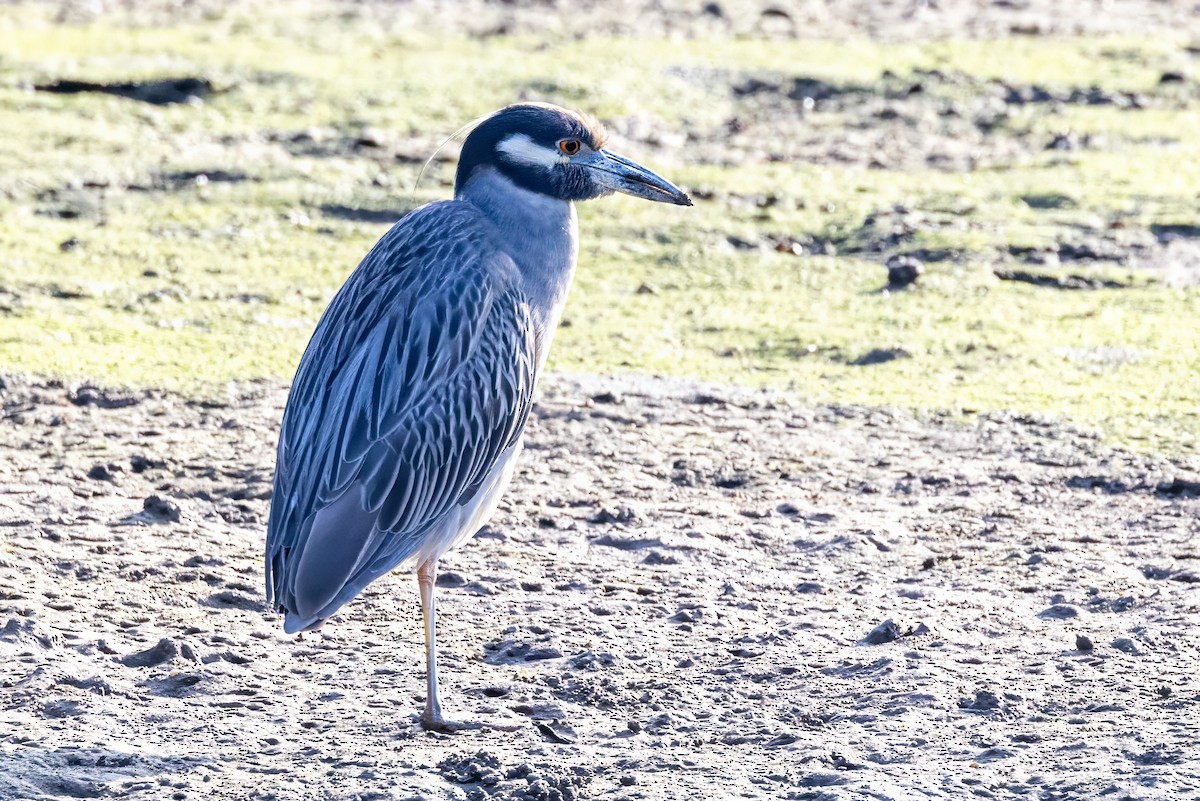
1,372,1198,800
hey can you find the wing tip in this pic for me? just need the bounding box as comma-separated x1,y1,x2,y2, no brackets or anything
282,612,325,634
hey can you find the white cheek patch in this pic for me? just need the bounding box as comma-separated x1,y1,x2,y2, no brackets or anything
497,133,563,169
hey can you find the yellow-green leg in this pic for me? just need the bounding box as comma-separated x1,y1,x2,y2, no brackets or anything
417,558,481,732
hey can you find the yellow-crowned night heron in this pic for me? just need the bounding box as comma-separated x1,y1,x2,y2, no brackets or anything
265,103,691,731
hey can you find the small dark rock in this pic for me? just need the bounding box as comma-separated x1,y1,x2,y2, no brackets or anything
1109,596,1136,612
764,732,799,748
534,720,576,744
1112,637,1140,654
1021,193,1076,210
1156,478,1200,497
69,385,141,409
773,237,804,256
689,393,725,406
669,606,704,624
850,348,911,367
1046,131,1080,150
524,647,563,661
1075,634,1094,652
788,77,842,104
143,495,181,522
1003,83,1056,105
1057,241,1120,262
50,284,92,299
713,469,750,489
1039,604,1079,620
88,463,120,481
505,764,533,781
862,619,901,645
588,506,638,525
129,454,164,473
435,572,468,588
728,647,763,659
120,637,180,668
885,255,923,289
439,751,502,785
959,689,1002,712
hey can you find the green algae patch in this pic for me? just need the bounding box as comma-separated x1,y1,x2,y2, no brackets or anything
1,4,1197,452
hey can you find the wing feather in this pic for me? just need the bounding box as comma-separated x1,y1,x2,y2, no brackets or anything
265,202,536,624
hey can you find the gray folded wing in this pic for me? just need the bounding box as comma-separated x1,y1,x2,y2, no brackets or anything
264,202,537,626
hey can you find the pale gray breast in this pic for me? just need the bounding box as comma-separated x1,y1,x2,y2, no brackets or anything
456,167,580,367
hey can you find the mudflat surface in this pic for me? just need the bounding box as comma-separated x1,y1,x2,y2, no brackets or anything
1,372,1197,800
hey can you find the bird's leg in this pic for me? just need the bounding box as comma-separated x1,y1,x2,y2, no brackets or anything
417,558,481,732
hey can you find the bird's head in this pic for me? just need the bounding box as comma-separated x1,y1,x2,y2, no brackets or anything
454,103,692,206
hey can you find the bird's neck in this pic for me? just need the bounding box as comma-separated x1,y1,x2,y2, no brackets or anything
457,168,579,358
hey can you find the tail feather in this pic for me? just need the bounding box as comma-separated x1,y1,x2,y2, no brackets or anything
283,612,326,634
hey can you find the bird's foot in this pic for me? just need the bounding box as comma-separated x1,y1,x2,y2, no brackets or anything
421,712,482,733
420,711,520,733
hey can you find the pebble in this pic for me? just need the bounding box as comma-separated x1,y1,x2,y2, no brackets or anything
885,255,924,289
512,702,567,720
143,495,181,522
1111,638,1141,654
435,571,468,588
87,463,120,481
1039,604,1079,620
120,637,181,668
959,690,1002,712
862,619,901,645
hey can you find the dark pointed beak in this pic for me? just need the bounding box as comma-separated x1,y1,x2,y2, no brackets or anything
580,149,692,206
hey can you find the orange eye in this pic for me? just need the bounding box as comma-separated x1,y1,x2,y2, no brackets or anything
558,139,581,156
